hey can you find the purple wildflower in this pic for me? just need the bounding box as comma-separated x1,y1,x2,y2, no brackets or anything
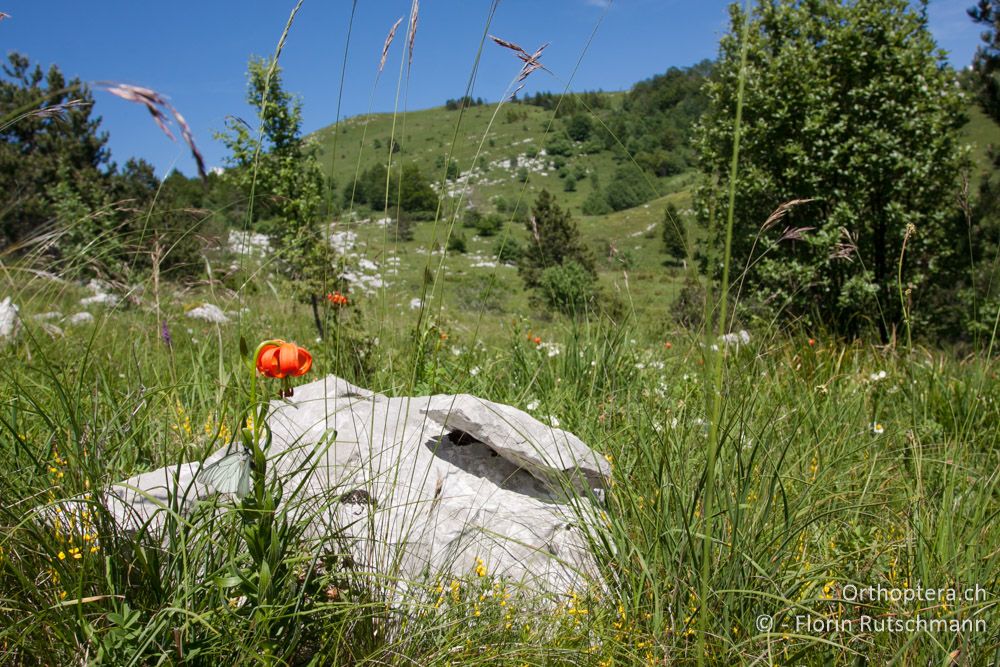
161,320,173,347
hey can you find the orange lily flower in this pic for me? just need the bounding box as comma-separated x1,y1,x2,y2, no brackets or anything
326,291,349,306
256,341,312,379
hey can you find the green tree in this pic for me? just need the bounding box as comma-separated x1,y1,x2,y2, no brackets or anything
544,135,573,157
345,162,437,216
581,187,611,216
605,165,648,211
969,1,1000,123
662,202,687,260
565,114,592,142
218,56,334,336
396,164,438,214
0,53,110,248
218,57,325,237
695,0,965,339
963,3,1000,340
519,190,596,290
142,169,235,279
617,61,712,176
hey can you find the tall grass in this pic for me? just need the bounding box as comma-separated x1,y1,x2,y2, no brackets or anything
3,297,999,663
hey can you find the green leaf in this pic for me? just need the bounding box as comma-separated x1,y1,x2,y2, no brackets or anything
214,575,244,589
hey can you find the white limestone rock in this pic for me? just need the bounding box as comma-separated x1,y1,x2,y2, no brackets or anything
98,375,609,597
0,297,21,342
80,279,119,307
186,303,229,324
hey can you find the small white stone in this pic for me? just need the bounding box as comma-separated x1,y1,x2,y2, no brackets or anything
80,292,119,307
186,304,229,324
0,297,21,341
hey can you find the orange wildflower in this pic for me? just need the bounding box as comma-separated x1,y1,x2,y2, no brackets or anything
257,341,312,379
664,341,673,350
255,340,312,397
533,336,542,345
326,291,349,307
808,338,816,347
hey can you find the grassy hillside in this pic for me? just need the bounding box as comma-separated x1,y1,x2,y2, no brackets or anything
311,97,662,218
961,103,1000,188
307,95,1000,345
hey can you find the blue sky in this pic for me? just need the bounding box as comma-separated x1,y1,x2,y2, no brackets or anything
0,0,983,177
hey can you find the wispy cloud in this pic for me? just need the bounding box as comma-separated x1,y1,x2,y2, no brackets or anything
584,0,612,8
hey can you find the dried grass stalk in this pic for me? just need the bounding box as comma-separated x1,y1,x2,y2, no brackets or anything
104,84,175,140
777,226,814,242
491,34,551,94
408,0,419,66
380,17,403,73
761,198,815,232
102,83,206,179
829,226,857,262
27,99,91,120
170,108,206,179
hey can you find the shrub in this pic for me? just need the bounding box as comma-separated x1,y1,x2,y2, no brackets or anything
671,274,706,328
462,207,483,229
475,213,504,237
492,195,510,213
494,236,523,264
605,165,648,211
538,260,597,315
544,135,573,157
447,232,467,254
392,215,415,242
581,188,612,216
